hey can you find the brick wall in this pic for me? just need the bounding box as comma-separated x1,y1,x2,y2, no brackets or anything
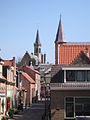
51,90,90,120
55,42,58,64
21,74,30,106
35,74,40,100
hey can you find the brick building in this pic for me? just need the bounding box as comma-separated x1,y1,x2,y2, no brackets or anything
51,16,90,120
19,72,35,107
3,57,17,111
18,65,41,101
0,58,7,116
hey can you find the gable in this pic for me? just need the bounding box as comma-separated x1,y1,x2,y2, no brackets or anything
72,51,90,65
51,65,64,83
17,51,31,67
59,43,90,65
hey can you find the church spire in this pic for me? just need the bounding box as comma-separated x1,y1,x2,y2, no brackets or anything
35,29,41,45
55,15,66,43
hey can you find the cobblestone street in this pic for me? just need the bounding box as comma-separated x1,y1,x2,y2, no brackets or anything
10,101,45,120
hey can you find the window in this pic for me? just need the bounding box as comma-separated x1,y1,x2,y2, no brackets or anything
66,70,85,82
75,98,90,116
66,97,74,118
66,70,75,81
36,48,38,53
75,71,85,82
87,71,90,81
65,97,90,119
39,48,41,53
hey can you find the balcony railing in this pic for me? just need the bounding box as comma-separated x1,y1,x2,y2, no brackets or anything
50,82,90,90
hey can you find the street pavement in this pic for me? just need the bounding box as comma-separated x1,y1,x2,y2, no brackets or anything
10,101,45,120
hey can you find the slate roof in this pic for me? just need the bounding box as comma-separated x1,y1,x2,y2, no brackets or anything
35,29,41,45
55,15,66,43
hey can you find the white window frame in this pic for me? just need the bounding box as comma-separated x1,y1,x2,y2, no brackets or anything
64,96,90,119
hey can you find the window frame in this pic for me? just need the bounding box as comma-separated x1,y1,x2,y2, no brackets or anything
64,96,90,119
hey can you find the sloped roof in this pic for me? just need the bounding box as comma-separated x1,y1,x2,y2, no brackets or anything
4,60,13,67
4,57,15,67
17,51,40,67
22,72,35,84
59,43,90,64
51,64,90,83
34,29,41,45
55,16,66,43
25,65,40,75
72,51,90,65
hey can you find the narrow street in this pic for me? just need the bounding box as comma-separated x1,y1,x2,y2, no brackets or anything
10,101,45,120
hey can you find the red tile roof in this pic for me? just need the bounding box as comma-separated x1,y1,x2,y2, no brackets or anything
25,65,40,75
4,60,13,67
18,64,40,75
4,57,15,67
59,43,90,64
22,72,35,84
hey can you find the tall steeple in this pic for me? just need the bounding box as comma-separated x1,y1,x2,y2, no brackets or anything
55,15,66,64
55,15,66,43
34,29,42,63
35,29,41,45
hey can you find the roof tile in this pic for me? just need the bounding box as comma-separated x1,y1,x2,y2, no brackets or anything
59,44,90,64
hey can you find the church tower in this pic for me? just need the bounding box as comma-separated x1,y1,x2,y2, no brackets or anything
34,29,42,63
55,15,66,64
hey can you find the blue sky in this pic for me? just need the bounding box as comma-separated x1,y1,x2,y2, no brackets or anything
0,0,90,63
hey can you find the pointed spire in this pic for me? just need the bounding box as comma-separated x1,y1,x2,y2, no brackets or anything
35,29,41,45
55,15,66,43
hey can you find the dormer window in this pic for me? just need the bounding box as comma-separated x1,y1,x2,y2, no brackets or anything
66,70,89,82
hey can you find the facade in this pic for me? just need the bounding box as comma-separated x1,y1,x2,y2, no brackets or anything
39,64,52,97
0,58,7,115
51,16,90,120
18,65,41,101
34,29,46,64
19,72,35,106
3,57,17,111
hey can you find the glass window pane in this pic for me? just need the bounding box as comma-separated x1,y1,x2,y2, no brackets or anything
75,71,85,82
87,71,90,81
66,103,74,117
66,70,75,81
66,97,74,102
66,97,74,118
75,98,90,116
